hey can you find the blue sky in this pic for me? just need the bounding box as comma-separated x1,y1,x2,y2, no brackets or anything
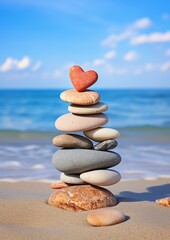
0,0,170,89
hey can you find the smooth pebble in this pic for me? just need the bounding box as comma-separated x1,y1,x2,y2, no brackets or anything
87,209,125,226
60,89,100,105
68,102,108,115
53,134,93,149
60,172,85,185
48,185,117,212
155,197,170,207
52,149,121,174
80,169,121,186
84,127,120,142
94,139,118,151
55,113,108,132
51,180,69,189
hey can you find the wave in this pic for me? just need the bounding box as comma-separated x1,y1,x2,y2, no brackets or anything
120,125,170,131
0,125,170,139
31,164,45,170
0,161,22,169
0,129,56,140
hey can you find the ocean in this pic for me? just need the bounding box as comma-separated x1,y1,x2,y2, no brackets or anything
0,89,170,182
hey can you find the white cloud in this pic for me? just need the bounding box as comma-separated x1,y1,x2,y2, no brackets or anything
93,58,105,66
101,17,152,47
0,56,31,72
41,71,50,80
53,69,62,78
133,68,142,75
0,57,17,72
104,64,115,74
101,29,132,47
51,61,79,81
63,62,76,71
17,56,30,69
133,62,170,74
104,64,128,75
104,50,116,60
160,61,170,72
133,63,155,74
131,17,152,30
131,31,170,45
165,49,170,56
53,62,77,79
32,60,42,72
145,63,155,71
123,51,138,61
92,50,116,67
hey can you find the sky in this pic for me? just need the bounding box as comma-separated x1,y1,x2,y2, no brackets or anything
0,0,170,89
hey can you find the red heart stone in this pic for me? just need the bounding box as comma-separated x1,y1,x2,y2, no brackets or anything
69,65,98,92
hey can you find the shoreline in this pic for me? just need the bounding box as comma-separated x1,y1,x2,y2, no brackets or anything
0,178,169,240
0,176,170,183
1,131,170,181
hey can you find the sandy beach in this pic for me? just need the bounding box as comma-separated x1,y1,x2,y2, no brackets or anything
0,178,169,240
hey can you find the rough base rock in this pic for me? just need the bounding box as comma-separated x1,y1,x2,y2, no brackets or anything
155,197,170,207
48,185,117,212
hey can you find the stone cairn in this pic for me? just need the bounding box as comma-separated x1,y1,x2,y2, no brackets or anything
48,65,122,213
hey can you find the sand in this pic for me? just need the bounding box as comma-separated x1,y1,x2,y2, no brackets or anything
0,178,169,240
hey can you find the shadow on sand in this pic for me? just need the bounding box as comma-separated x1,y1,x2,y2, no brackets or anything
118,183,170,202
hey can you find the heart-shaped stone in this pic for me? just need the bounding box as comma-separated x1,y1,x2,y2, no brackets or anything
69,65,98,92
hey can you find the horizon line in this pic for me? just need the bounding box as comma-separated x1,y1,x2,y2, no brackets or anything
0,87,170,91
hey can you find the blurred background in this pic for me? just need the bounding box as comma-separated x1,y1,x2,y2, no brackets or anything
0,0,170,181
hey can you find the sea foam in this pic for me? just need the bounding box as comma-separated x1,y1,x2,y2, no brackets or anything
0,161,22,169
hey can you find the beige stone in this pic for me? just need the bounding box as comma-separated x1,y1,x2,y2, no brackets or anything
52,134,93,149
87,209,125,226
55,113,108,132
60,173,85,185
84,127,120,142
60,89,100,105
68,102,108,115
80,169,121,186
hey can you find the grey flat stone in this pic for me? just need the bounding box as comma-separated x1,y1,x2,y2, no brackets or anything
52,149,121,174
94,140,118,151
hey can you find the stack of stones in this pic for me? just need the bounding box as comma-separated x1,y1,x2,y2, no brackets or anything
48,65,122,213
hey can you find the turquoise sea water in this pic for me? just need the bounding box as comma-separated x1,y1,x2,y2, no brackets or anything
0,89,170,181
1,89,170,131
